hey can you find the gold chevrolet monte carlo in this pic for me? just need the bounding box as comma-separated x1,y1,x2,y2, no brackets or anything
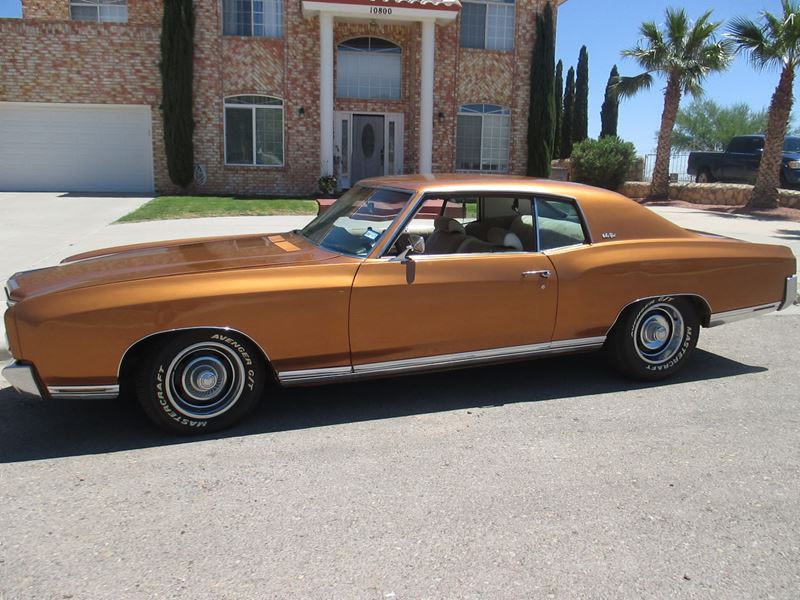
3,175,797,434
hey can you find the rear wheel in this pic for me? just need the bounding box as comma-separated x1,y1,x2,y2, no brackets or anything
136,330,266,434
607,297,699,381
695,169,714,183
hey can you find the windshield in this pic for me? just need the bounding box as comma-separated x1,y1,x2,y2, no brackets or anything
784,137,800,152
301,185,414,257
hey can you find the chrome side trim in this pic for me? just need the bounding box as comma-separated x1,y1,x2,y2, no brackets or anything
117,326,274,380
47,385,120,400
278,366,353,385
779,274,798,311
605,294,713,335
277,336,606,386
2,361,43,398
708,303,781,328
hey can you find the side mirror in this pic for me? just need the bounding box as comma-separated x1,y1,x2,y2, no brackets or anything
391,234,425,263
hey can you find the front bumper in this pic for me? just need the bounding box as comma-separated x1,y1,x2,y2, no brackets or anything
2,360,43,398
1,361,120,400
779,274,798,311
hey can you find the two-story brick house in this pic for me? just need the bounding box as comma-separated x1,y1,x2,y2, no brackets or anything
0,0,563,194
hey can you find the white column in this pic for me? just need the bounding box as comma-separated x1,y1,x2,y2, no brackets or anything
319,12,334,177
418,18,435,174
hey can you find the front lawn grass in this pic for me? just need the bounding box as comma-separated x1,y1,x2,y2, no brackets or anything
116,196,318,223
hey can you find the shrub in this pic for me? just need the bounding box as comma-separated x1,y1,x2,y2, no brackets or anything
570,136,636,190
161,0,195,188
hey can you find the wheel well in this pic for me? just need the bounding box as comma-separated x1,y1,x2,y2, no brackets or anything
606,294,711,336
117,328,277,393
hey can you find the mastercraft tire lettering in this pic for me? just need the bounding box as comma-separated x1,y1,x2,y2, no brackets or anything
607,297,700,381
136,330,266,434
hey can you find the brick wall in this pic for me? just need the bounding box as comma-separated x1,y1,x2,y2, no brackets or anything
3,0,557,195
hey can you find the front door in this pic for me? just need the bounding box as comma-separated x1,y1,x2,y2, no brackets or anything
348,254,559,367
351,114,385,184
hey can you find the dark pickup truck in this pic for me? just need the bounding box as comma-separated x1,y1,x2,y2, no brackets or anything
687,135,800,188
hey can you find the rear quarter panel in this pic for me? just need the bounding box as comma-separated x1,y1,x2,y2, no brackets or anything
548,238,795,341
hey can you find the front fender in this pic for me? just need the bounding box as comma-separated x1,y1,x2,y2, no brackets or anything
13,262,359,386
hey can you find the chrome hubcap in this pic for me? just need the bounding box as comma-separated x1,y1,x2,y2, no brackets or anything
182,356,228,401
165,342,246,420
633,303,685,364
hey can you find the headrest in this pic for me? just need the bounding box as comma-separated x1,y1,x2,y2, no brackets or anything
488,227,523,251
433,216,465,234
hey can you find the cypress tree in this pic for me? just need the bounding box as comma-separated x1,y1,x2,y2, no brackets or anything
600,65,620,138
160,0,195,188
561,66,575,158
553,60,564,159
526,2,555,177
573,45,589,144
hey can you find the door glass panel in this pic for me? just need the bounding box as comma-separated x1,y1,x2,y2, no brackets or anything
341,120,349,174
388,121,396,175
362,124,375,158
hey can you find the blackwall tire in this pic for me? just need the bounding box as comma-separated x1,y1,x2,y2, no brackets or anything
607,297,699,381
696,169,713,183
136,330,266,434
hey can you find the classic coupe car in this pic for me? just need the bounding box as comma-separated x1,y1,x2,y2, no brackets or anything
3,175,797,433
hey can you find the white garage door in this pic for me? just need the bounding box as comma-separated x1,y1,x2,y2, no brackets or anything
0,103,154,193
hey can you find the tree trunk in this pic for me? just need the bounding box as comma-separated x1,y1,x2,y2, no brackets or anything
749,66,795,209
650,75,681,199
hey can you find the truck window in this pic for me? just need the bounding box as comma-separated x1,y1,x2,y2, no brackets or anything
727,138,749,153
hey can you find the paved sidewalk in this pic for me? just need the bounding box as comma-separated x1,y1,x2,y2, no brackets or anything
650,205,800,258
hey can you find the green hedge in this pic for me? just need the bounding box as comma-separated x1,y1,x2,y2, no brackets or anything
571,137,636,190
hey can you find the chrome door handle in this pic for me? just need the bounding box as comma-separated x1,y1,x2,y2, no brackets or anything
522,270,551,279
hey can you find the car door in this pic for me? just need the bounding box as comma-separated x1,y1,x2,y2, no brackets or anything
347,195,559,369
722,137,760,181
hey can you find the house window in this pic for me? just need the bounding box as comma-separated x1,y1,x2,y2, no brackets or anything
337,38,401,100
460,0,515,51
222,0,283,37
70,0,128,23
224,96,284,166
456,104,510,172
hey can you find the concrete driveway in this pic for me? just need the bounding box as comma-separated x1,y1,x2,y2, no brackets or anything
0,192,152,284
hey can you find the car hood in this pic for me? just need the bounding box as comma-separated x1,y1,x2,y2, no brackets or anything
6,231,339,302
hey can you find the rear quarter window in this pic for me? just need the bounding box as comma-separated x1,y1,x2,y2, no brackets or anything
535,197,589,251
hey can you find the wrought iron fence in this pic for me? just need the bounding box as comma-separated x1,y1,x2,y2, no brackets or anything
642,152,693,183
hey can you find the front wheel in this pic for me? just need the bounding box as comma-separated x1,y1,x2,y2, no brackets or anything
695,169,713,183
136,330,266,434
606,297,699,381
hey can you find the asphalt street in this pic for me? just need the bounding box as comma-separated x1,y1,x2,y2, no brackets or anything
1,312,798,598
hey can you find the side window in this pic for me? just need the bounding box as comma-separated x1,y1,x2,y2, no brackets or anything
535,197,588,251
727,138,747,153
388,195,533,256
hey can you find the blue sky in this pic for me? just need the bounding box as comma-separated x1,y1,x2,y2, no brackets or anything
0,0,19,18
556,0,790,153
0,0,789,154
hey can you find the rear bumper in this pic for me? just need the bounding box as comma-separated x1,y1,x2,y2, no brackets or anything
2,360,119,400
779,274,798,311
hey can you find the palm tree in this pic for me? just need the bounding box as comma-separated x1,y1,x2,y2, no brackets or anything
617,8,732,199
729,1,800,209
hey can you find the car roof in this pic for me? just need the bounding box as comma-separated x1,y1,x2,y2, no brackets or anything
358,173,607,199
